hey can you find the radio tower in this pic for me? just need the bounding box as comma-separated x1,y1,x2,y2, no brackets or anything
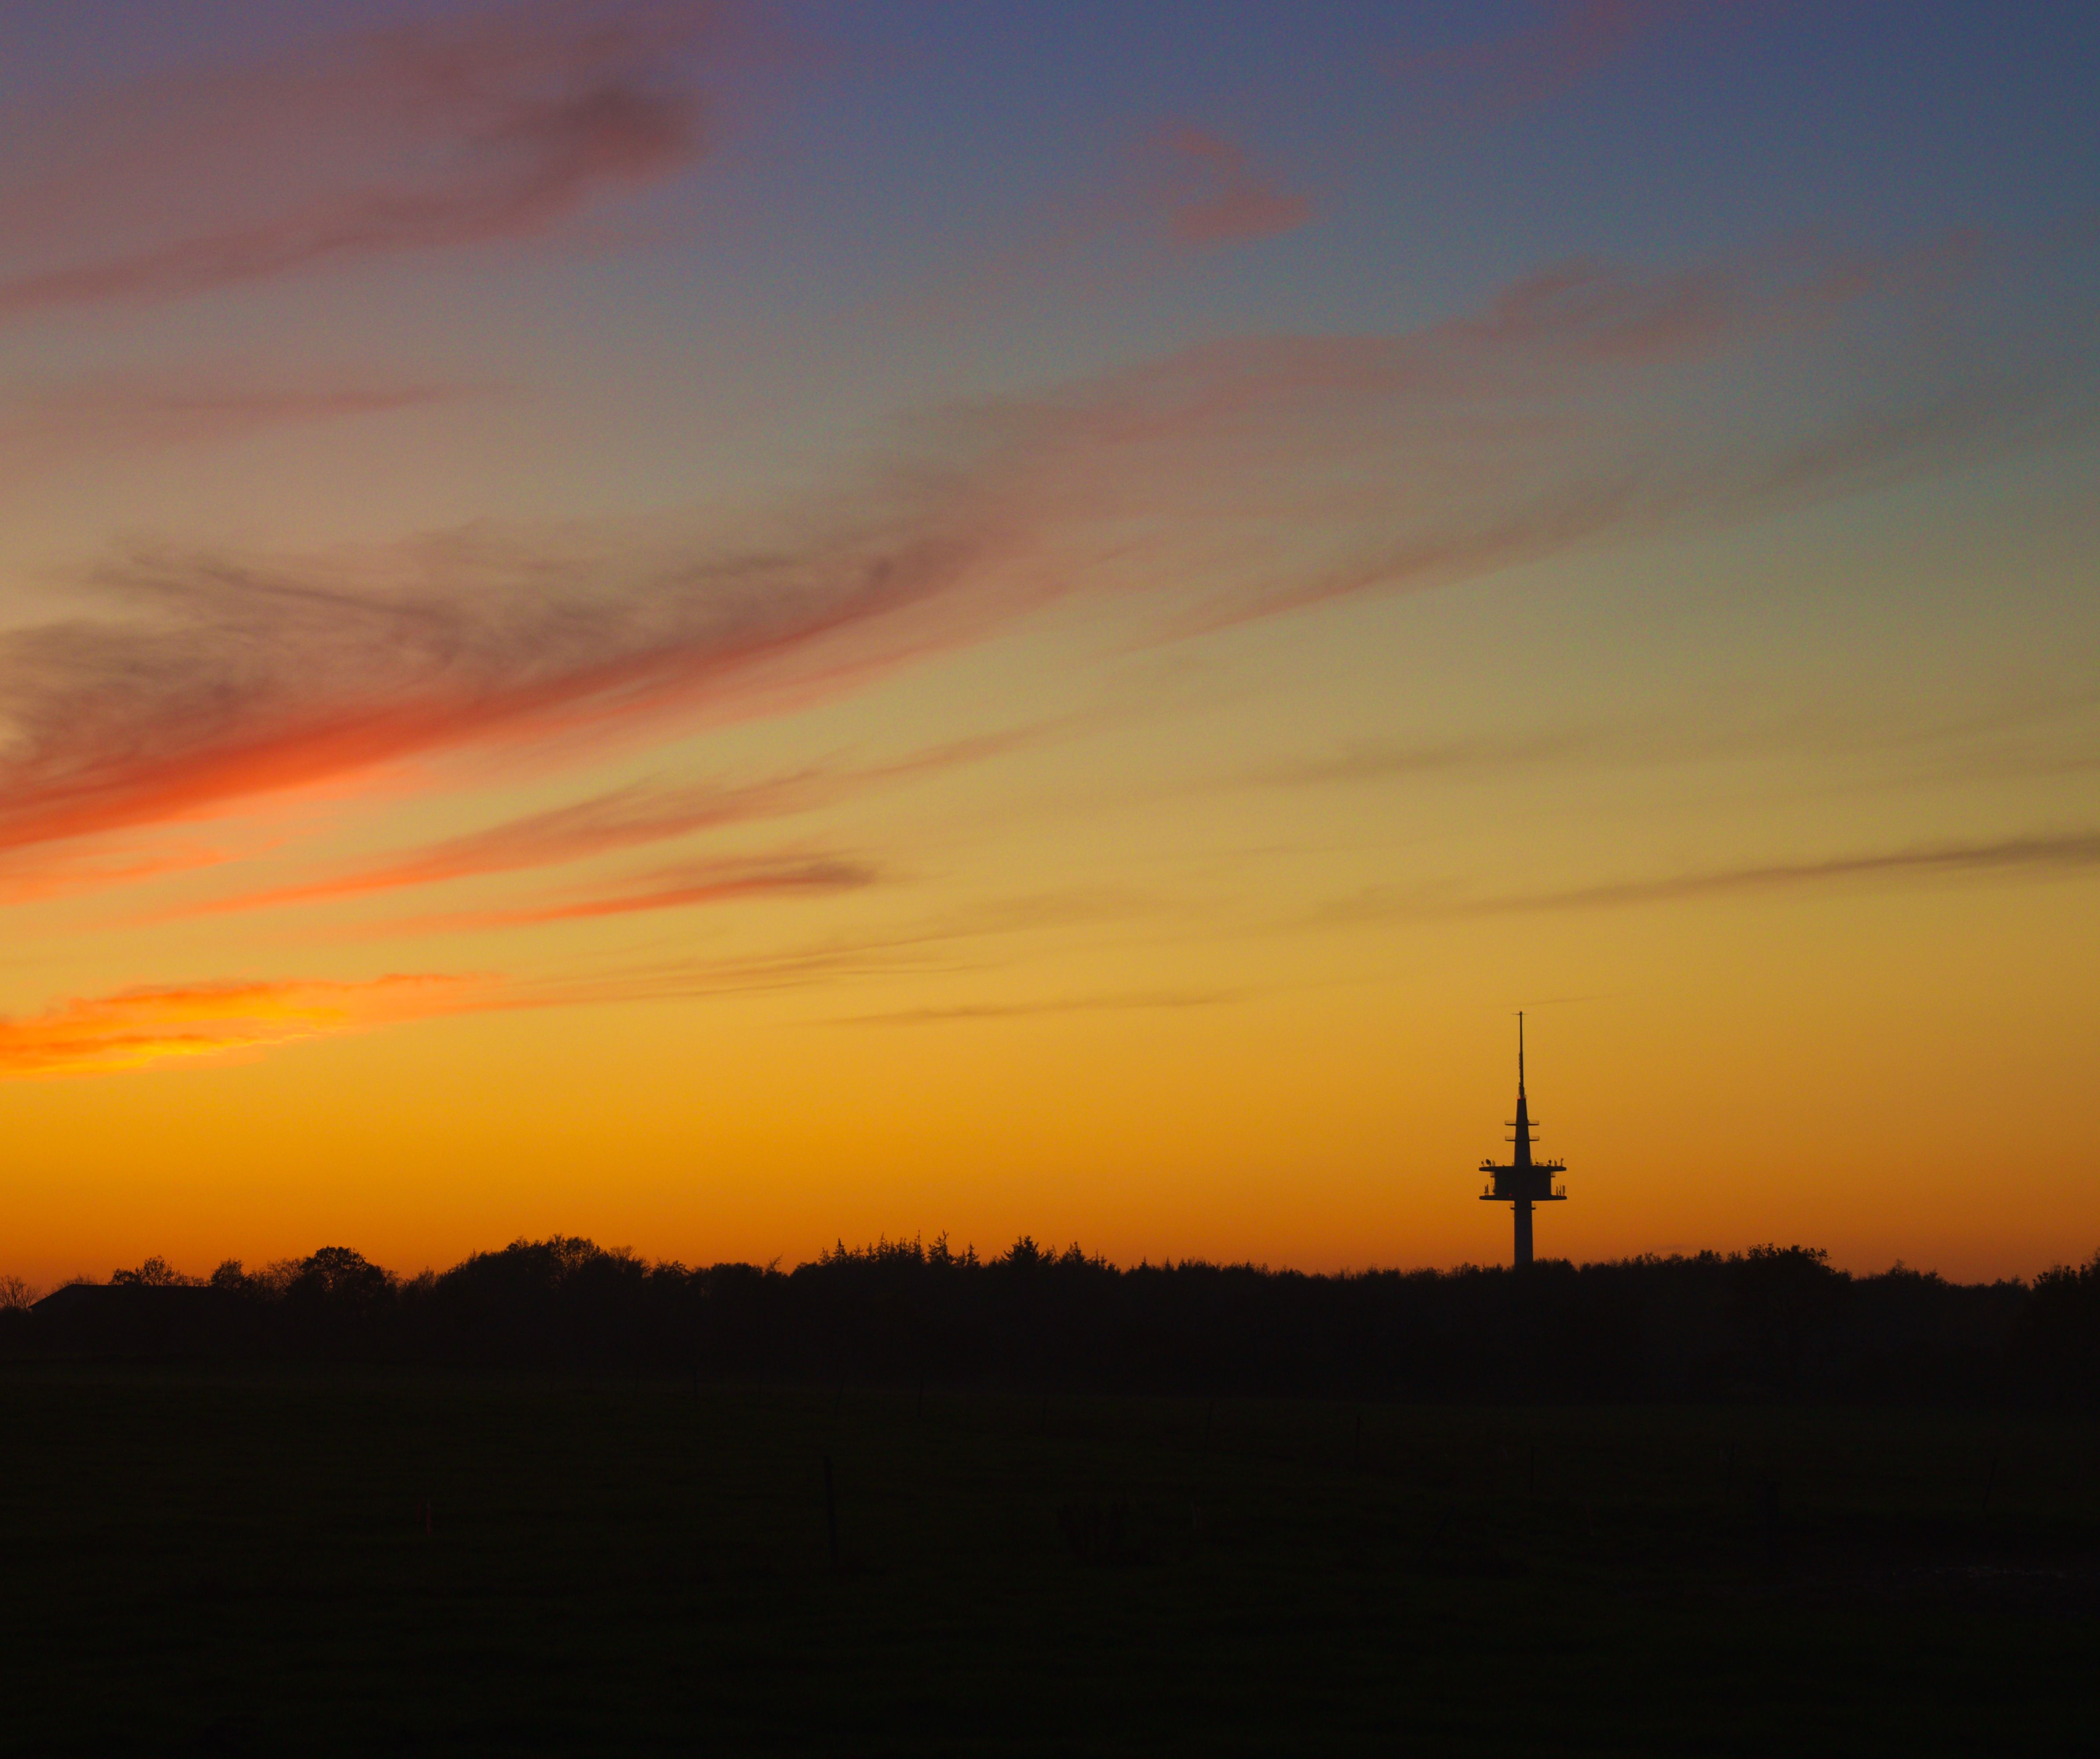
1478,1013,1566,1267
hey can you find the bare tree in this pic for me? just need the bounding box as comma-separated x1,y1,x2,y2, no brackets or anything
110,1256,196,1287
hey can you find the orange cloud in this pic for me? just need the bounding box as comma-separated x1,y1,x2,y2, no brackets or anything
0,974,485,1078
0,839,240,906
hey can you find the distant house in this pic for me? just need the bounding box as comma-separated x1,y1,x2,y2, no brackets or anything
28,1281,240,1356
30,1282,119,1320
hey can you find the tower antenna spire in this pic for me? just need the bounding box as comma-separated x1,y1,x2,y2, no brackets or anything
1476,1011,1566,1267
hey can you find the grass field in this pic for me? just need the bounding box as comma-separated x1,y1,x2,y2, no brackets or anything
2,1368,2094,1754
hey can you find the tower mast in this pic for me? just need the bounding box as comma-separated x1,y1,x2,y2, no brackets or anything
1477,1012,1567,1266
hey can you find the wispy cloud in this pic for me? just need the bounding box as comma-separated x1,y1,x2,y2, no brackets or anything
0,4,747,321
1317,830,2100,924
187,730,1029,916
1043,236,2002,460
0,375,468,481
1250,730,1610,788
0,230,2084,884
409,853,875,931
1481,831,2100,912
1152,127,1310,246
1389,1,1706,126
824,989,1236,1026
1243,692,2100,794
520,887,1160,1007
0,972,484,1077
0,838,248,908
0,504,1028,857
1184,276,2057,644
190,773,822,913
0,880,1176,1078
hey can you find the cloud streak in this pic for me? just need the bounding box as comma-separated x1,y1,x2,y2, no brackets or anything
1244,691,2100,794
190,730,1029,916
409,853,875,932
0,375,468,481
1482,831,2100,912
1389,0,1703,126
0,229,2085,894
0,503,1027,858
0,887,1083,1077
1318,831,2100,925
1153,128,1310,245
825,989,1237,1026
0,973,484,1078
0,4,741,321
518,887,1160,1007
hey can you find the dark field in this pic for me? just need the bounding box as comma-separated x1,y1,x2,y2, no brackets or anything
3,1370,2095,1755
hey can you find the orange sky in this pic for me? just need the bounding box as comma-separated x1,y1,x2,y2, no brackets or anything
1,3,2096,1288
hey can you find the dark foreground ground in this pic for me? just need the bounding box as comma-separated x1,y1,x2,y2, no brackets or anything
2,1371,2094,1755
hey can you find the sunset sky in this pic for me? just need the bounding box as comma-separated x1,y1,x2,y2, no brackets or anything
2,0,2096,1287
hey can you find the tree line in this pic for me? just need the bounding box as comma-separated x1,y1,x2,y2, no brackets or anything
5,1234,2098,1406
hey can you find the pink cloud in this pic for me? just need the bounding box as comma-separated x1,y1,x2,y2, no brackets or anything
0,4,750,321
0,507,1029,859
0,230,2076,895
1156,127,1311,246
0,375,469,481
1035,232,2016,465
1389,0,1704,124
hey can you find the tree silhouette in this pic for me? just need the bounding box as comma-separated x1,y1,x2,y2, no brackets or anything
9,1233,2085,1407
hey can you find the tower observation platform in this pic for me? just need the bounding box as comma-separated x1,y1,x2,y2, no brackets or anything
1478,1013,1566,1267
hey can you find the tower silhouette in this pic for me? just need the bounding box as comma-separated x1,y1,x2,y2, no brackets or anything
1478,1013,1566,1266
